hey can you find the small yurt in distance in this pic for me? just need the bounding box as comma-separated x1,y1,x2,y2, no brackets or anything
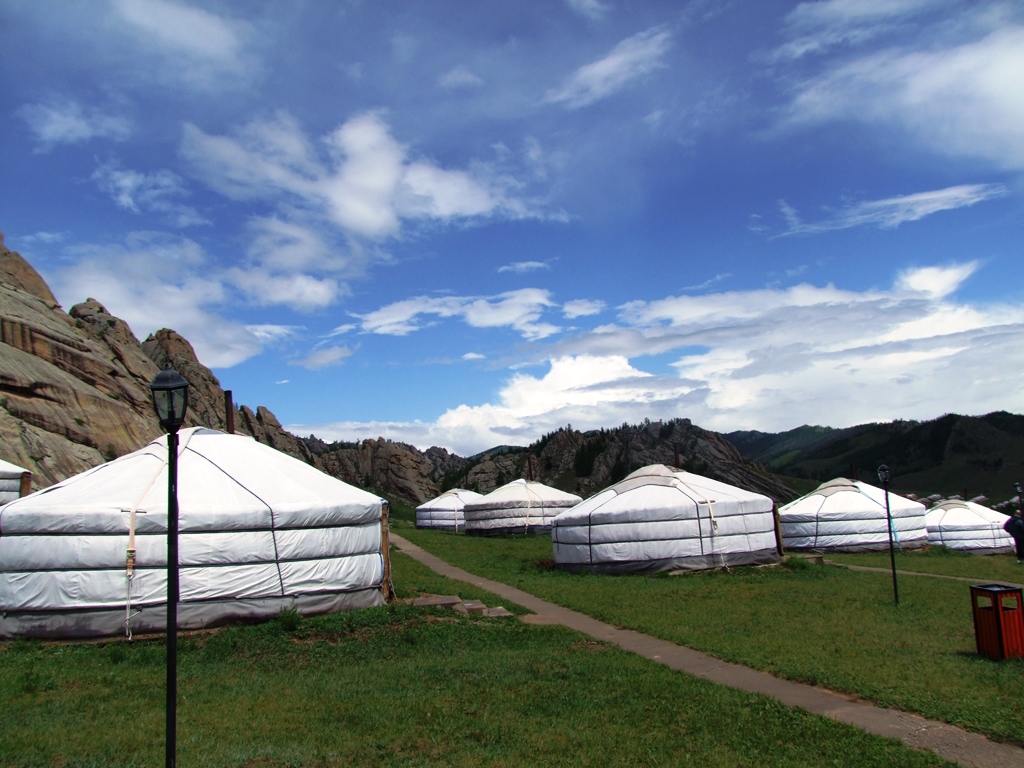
464,479,581,536
926,500,1013,554
551,464,781,574
0,428,387,639
415,488,483,531
0,459,31,506
779,478,927,552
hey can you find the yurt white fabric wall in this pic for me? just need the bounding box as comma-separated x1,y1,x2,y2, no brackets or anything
415,489,483,531
0,428,386,639
464,479,581,535
551,465,781,574
0,458,31,506
779,478,928,552
926,500,1013,554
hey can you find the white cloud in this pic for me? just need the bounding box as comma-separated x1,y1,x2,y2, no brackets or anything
109,0,252,88
182,111,540,243
18,100,130,152
226,267,341,311
781,24,1024,170
462,352,485,360
563,299,606,318
777,184,1008,235
290,345,353,370
51,233,266,367
566,0,612,21
297,263,1024,455
497,261,549,274
545,26,672,108
18,232,65,245
775,0,944,61
92,161,209,227
245,324,301,343
357,288,561,340
438,66,484,89
896,262,978,298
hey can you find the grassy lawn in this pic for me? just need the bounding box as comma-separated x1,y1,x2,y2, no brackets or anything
826,546,1023,584
395,522,1024,747
0,551,955,767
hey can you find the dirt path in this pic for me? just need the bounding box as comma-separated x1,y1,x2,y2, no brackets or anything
391,533,1024,768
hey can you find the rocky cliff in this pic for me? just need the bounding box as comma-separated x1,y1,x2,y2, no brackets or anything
0,235,456,503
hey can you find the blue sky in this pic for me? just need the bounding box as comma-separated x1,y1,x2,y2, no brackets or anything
3,0,1023,456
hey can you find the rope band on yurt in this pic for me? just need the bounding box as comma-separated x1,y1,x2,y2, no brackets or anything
121,435,188,638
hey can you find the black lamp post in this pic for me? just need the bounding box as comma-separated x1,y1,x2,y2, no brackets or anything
149,367,189,768
877,464,899,606
1016,482,1022,513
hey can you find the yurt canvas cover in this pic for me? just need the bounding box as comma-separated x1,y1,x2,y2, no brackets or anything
464,479,581,536
779,478,927,552
0,428,386,639
926,500,1013,554
551,465,781,574
415,489,483,531
0,458,31,506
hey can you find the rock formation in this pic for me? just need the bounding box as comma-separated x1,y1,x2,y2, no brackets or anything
0,236,313,490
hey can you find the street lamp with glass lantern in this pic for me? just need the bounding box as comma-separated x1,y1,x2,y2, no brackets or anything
877,464,899,606
149,367,189,768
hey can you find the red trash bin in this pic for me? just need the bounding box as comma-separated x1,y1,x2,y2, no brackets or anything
970,584,1024,661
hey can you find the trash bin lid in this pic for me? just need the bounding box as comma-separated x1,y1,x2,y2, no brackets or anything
971,583,1022,594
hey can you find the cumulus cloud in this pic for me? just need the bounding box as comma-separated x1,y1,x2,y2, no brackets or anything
182,110,539,242
290,345,353,370
50,232,268,367
777,184,1008,235
92,161,209,227
562,299,606,318
356,288,561,340
18,100,131,152
780,21,1024,170
295,263,1024,455
545,26,672,108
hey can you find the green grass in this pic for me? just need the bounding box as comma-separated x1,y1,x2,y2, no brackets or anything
826,546,1023,584
0,551,953,767
396,525,1024,746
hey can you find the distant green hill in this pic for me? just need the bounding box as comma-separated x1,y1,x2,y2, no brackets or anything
725,412,1024,504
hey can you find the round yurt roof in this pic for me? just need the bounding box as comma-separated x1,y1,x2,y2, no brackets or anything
780,478,924,519
925,499,1009,529
1,427,381,534
555,464,772,525
464,479,581,511
0,458,30,480
416,488,484,512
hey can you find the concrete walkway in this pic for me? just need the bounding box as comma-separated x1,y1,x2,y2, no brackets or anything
391,533,1024,768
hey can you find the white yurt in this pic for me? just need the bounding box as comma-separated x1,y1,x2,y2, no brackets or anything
464,479,582,536
0,428,387,639
551,465,781,574
779,478,928,552
926,500,1013,554
415,488,484,531
0,458,31,506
